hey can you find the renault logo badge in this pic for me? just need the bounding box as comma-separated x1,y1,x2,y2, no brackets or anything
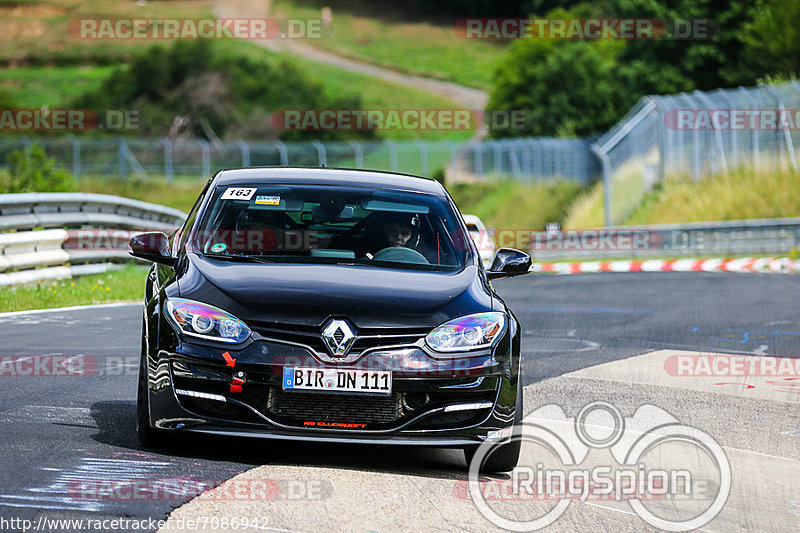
321,319,356,357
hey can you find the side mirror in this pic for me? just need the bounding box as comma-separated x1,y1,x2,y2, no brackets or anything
129,232,176,266
487,248,532,280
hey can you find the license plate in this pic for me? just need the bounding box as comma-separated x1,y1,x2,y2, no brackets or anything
283,367,392,395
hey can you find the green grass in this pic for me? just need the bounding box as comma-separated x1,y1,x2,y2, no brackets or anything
0,1,477,141
218,41,474,140
563,180,604,229
448,180,585,232
0,0,215,62
0,40,473,141
0,64,113,107
270,0,506,90
0,263,147,312
75,175,203,213
626,166,800,224
564,165,800,229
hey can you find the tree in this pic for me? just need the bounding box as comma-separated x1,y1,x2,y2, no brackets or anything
486,32,629,137
739,0,800,79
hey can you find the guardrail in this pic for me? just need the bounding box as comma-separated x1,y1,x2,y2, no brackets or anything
527,217,800,261
0,193,186,286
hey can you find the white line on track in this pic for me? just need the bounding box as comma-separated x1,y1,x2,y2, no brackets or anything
0,302,141,319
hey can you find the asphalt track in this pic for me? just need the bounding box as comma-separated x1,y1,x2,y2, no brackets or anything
0,272,798,532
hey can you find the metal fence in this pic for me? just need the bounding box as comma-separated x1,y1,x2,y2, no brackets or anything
0,135,600,185
1,82,797,224
0,192,185,286
593,82,800,226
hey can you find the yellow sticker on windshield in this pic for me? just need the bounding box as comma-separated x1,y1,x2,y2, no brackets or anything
255,195,280,205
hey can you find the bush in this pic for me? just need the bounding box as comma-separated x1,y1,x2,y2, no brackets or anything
74,40,374,141
2,144,74,193
447,180,584,231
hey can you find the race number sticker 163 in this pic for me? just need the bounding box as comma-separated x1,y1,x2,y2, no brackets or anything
221,187,257,201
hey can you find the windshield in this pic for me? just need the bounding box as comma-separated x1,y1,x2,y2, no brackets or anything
189,183,470,271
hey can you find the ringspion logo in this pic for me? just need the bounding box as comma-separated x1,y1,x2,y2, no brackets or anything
468,401,730,531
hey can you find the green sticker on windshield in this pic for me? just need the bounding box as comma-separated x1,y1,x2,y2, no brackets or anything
210,242,227,253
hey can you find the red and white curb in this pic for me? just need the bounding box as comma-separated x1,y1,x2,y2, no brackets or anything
533,257,800,275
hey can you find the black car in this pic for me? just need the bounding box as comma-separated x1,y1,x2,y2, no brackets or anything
130,167,531,472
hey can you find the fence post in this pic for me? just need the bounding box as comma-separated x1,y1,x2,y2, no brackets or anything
117,136,127,179
311,140,327,167
69,136,82,179
348,141,363,169
274,140,288,165
505,141,520,178
199,139,210,177
738,87,759,171
764,84,798,171
415,140,428,176
592,143,612,227
650,97,666,183
160,138,174,181
694,90,728,174
519,139,531,178
715,89,737,168
680,94,702,181
385,140,397,171
236,140,251,167
472,141,483,178
490,140,501,176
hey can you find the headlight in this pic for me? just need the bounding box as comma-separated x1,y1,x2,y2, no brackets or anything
165,298,251,343
425,312,506,354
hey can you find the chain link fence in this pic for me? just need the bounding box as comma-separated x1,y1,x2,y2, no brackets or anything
2,82,796,226
0,134,600,185
593,81,800,226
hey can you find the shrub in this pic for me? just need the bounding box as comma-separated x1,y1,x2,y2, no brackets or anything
2,144,74,193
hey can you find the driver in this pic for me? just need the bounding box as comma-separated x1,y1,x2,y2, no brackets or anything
383,220,413,247
377,213,418,251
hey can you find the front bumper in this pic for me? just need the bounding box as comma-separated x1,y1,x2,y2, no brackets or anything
145,334,520,446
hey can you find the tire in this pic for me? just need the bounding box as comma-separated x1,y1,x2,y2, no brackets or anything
136,324,167,447
464,381,523,473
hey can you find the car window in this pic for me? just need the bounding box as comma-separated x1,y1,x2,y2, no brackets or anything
190,184,471,271
174,180,210,254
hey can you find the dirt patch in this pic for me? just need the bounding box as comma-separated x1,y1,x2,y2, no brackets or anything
0,20,47,40
0,4,67,17
0,3,66,41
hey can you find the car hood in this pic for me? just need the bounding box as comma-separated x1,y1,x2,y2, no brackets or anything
178,253,494,328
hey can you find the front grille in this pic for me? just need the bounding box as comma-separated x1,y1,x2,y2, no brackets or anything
267,388,402,425
250,321,426,356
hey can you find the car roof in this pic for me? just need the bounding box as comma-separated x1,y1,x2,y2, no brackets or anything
213,167,447,196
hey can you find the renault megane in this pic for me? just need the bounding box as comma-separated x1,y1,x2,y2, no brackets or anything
130,167,531,472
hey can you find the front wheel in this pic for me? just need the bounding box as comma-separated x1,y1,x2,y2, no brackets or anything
464,381,523,473
136,327,167,447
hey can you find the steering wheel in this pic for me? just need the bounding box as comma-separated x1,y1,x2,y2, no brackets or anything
372,246,429,265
